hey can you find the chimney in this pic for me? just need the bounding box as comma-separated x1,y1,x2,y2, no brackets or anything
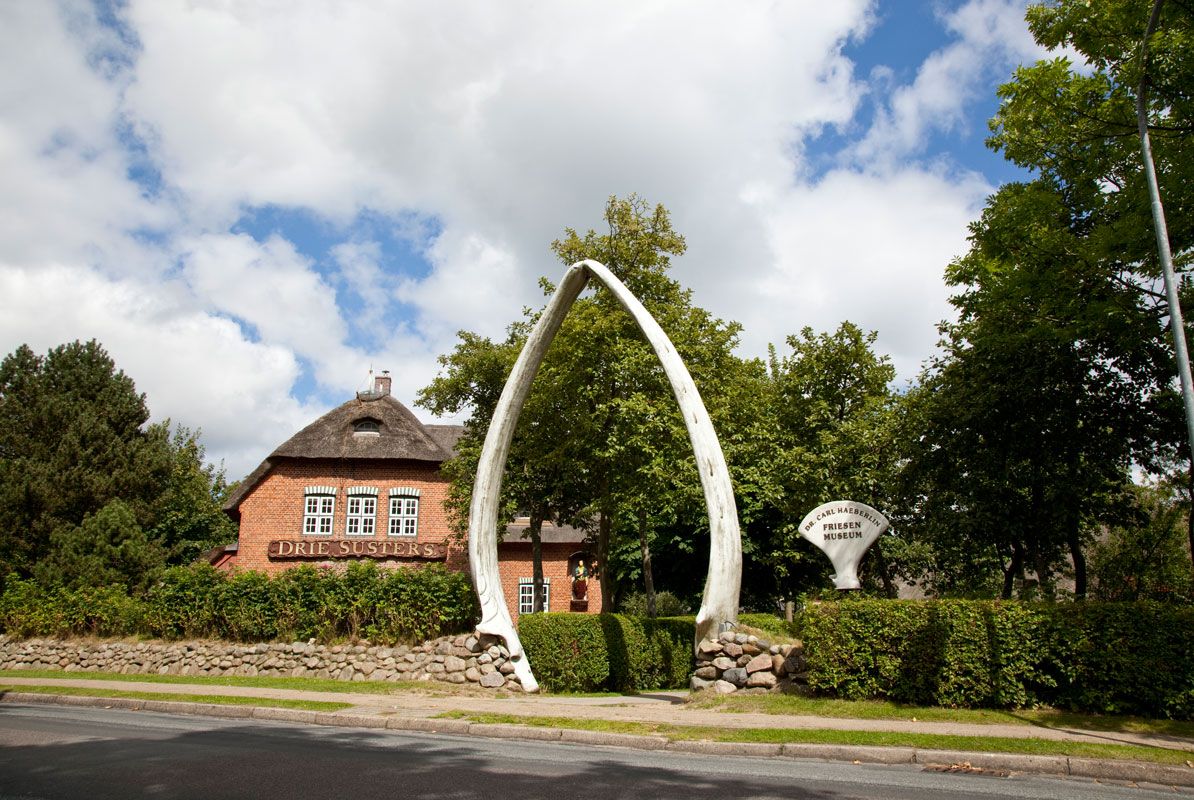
374,370,392,396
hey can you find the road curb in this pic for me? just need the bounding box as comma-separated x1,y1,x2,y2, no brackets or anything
1068,756,1194,787
3,691,1193,788
912,748,1069,775
783,743,916,764
559,728,670,750
386,717,472,735
667,740,783,757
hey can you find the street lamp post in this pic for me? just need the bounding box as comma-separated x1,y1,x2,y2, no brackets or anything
1136,0,1194,481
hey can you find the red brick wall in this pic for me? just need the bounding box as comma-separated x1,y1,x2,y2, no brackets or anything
232,458,599,621
498,542,604,621
234,458,465,571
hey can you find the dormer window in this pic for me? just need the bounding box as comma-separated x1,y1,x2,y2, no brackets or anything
353,418,380,436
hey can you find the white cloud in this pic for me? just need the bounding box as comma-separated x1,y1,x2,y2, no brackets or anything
0,264,315,476
331,240,390,341
178,232,351,372
0,0,1041,477
749,166,991,379
117,0,874,349
0,2,170,274
847,0,1044,168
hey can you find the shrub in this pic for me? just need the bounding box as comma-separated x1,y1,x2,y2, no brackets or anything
0,578,145,638
799,599,1194,718
637,616,696,689
217,570,277,642
519,613,611,692
269,565,335,642
366,563,478,643
1046,602,1194,719
619,591,689,618
519,613,695,693
103,563,479,645
144,564,224,639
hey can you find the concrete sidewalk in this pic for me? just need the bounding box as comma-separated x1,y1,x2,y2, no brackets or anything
2,677,1193,789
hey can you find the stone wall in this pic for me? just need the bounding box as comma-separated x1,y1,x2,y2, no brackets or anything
691,631,805,694
0,633,523,691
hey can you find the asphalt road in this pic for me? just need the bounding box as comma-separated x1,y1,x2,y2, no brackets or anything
0,705,1186,800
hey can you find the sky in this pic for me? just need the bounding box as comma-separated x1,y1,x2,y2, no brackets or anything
0,0,1059,479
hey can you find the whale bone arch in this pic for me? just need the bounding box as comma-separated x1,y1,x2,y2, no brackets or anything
468,259,742,693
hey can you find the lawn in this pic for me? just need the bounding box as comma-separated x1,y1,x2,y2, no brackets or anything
0,683,350,712
441,710,1194,766
685,691,1194,739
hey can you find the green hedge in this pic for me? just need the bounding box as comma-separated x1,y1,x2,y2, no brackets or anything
801,599,1194,719
0,579,145,638
519,613,694,692
1,562,478,645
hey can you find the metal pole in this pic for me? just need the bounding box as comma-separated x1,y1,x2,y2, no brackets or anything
1137,0,1194,465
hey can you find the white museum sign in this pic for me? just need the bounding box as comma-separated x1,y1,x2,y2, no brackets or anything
798,501,889,590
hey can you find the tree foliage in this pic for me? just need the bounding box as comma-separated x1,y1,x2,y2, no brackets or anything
32,499,161,594
0,340,235,589
735,324,903,600
901,179,1180,598
0,340,170,576
148,427,239,567
421,196,751,611
1090,479,1193,601
892,0,1192,599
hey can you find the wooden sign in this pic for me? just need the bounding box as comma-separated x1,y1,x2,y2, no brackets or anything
268,539,447,561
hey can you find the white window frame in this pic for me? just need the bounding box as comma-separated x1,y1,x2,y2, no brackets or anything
303,488,336,536
518,578,550,614
345,495,377,536
353,418,380,434
388,488,420,537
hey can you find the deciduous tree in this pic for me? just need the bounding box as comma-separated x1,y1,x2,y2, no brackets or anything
421,195,748,611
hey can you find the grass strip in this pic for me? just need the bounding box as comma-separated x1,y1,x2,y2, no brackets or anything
0,669,439,696
685,693,1194,738
440,711,1194,766
0,684,351,712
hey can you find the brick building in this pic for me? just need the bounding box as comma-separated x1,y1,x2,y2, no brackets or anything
220,374,601,620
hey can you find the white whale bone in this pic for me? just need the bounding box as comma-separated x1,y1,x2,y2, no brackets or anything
467,260,743,691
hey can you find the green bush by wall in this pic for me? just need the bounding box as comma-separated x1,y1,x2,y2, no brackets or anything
0,579,144,638
800,599,1194,719
1,562,478,646
519,613,694,693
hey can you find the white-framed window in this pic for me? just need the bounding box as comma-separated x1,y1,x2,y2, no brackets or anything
303,486,336,535
388,488,420,537
352,418,380,435
345,487,377,536
518,578,550,614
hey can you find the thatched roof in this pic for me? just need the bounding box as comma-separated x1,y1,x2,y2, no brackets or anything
224,394,464,516
425,423,466,456
271,394,451,462
501,517,590,545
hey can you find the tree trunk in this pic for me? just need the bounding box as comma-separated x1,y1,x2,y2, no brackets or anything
638,507,656,617
1068,526,1087,600
598,505,613,613
530,510,546,613
1031,548,1054,601
871,540,898,599
1188,466,1193,571
1001,542,1024,600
